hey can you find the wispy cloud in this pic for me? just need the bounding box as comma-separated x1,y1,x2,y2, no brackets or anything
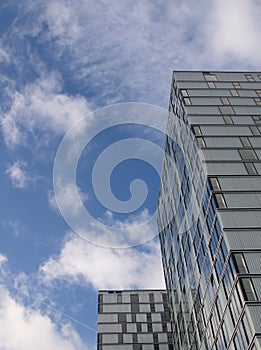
0,285,87,350
1,71,91,148
5,161,34,189
40,231,165,290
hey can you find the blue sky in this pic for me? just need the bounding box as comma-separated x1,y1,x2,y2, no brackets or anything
0,0,261,349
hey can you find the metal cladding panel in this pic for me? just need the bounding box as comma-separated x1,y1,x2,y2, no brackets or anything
205,137,242,147
238,90,259,97
205,162,247,176
245,305,261,332
233,106,261,115
200,125,252,136
174,72,204,81
190,97,222,105
244,253,261,274
232,116,254,124
228,97,256,105
224,193,261,208
219,177,261,191
218,210,261,229
188,116,224,125
177,81,208,89
185,106,220,115
223,230,261,250
202,149,241,161
188,89,231,97
101,345,132,350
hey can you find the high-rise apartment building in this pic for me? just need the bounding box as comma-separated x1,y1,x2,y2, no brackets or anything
97,290,173,350
157,71,261,350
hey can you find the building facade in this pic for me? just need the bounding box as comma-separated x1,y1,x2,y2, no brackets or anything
157,71,261,350
97,290,173,350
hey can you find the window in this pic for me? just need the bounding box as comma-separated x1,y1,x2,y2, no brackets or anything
233,82,241,89
220,106,234,115
180,89,188,97
223,115,233,124
230,89,239,96
239,149,257,160
192,126,202,136
196,137,205,148
239,278,257,301
240,137,251,147
183,97,191,105
254,98,261,105
209,177,221,191
204,72,217,81
215,193,226,208
208,82,216,88
232,253,248,273
221,97,230,105
253,115,261,124
250,126,260,135
118,334,123,343
118,313,126,322
245,74,255,81
244,163,257,175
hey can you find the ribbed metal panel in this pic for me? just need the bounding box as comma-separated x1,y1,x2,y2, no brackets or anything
245,305,261,332
219,177,261,191
202,149,241,161
205,162,246,176
224,193,261,208
219,210,261,228
223,230,261,250
201,125,252,136
244,253,261,274
205,137,242,147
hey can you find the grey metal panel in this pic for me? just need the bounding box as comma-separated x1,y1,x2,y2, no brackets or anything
229,97,256,106
190,97,221,105
200,125,252,136
219,177,261,191
177,82,208,89
223,230,261,250
245,305,261,332
239,90,260,97
174,72,204,81
215,72,248,81
188,116,224,124
215,82,234,89
224,193,261,208
205,137,241,147
233,106,261,115
205,162,246,175
241,83,261,89
188,89,231,97
231,116,254,124
186,106,220,115
218,210,261,228
244,253,261,274
202,149,241,161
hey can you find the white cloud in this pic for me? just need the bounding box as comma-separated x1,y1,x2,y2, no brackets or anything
40,230,165,290
0,255,7,266
0,285,87,350
48,186,89,216
5,161,33,189
207,0,261,65
1,71,92,148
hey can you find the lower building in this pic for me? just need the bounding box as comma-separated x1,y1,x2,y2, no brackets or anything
97,290,173,350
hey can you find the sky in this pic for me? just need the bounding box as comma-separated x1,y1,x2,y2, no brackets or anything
0,0,261,349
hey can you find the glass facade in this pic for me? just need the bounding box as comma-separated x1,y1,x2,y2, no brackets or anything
97,290,174,350
157,71,261,350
